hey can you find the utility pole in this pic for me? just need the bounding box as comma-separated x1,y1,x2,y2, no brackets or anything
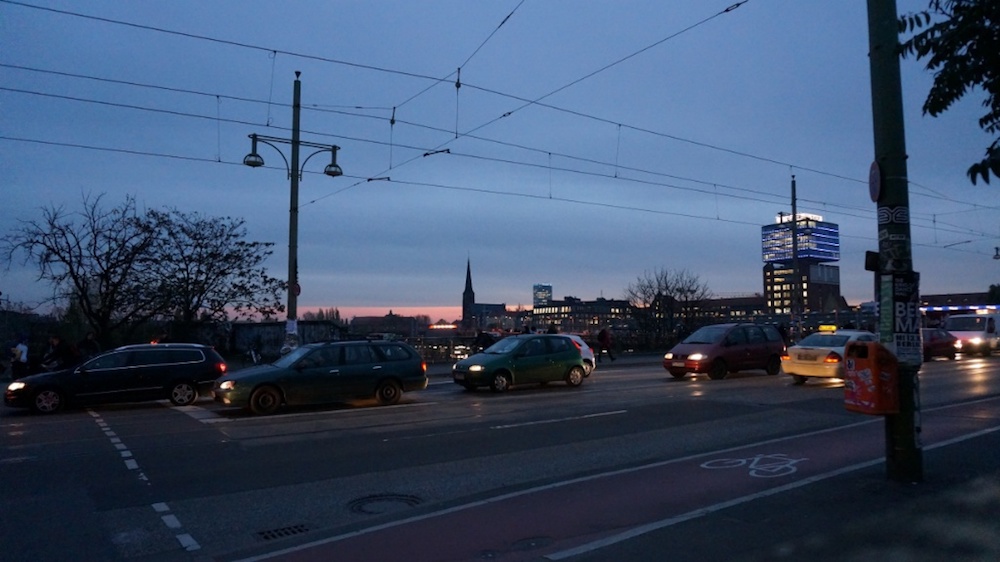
790,175,800,340
867,0,923,482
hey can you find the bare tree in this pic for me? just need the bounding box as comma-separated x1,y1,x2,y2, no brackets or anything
1,194,161,343
145,208,285,338
624,268,712,346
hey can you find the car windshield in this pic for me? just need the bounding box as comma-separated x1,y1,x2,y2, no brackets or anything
682,326,728,344
484,337,523,354
945,317,985,331
272,345,313,368
796,334,850,348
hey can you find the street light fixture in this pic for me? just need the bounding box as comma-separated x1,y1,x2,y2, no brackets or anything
243,71,343,348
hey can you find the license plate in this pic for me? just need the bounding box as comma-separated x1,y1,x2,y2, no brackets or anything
798,353,817,361
672,361,685,367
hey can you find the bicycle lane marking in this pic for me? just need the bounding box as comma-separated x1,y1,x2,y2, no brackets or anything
244,398,1000,562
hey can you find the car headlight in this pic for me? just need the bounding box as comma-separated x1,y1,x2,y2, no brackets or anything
218,380,235,391
970,337,983,345
468,365,485,372
664,352,674,360
7,381,25,391
688,353,705,361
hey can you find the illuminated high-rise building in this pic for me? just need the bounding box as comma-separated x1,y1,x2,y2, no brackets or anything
761,213,844,314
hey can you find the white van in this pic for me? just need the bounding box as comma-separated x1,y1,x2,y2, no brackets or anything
943,313,999,357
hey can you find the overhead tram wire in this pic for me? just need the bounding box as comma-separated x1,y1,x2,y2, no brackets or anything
7,2,995,225
4,80,995,237
1,133,992,247
2,0,951,202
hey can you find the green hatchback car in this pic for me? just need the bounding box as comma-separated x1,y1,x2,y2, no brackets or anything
213,340,428,415
452,334,589,392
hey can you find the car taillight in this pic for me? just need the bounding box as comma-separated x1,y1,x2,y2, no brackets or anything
781,353,790,361
216,362,227,374
824,352,842,364
421,362,427,373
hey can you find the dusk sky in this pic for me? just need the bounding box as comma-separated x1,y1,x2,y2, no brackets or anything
3,0,998,323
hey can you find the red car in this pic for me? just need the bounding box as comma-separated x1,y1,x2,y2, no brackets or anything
922,328,957,361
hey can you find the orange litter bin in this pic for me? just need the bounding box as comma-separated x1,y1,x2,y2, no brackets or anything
843,341,899,415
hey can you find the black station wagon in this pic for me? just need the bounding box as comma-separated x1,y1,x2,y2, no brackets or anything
5,343,228,413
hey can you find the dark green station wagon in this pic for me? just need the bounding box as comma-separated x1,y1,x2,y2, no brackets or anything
213,340,428,415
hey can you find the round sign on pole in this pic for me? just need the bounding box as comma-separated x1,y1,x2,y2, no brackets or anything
294,283,301,296
869,161,881,203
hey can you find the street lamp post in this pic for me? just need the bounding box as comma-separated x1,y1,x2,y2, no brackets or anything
244,71,343,348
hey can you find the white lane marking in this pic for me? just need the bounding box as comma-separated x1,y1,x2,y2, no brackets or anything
161,514,182,529
491,410,627,429
176,533,201,551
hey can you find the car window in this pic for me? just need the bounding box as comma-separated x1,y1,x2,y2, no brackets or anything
165,349,203,364
85,351,129,370
521,338,547,357
726,328,748,346
376,343,414,362
344,344,376,365
683,326,727,344
548,337,571,354
745,327,766,344
304,346,341,368
761,325,783,342
133,349,172,366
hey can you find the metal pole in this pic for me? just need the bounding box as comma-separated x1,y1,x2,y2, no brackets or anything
867,0,923,482
288,72,302,339
791,175,799,339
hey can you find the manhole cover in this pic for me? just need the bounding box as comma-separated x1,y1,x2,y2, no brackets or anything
348,493,423,514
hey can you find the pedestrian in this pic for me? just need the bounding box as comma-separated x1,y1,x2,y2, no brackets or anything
11,335,29,379
77,331,101,361
41,334,78,371
597,327,616,362
546,323,558,334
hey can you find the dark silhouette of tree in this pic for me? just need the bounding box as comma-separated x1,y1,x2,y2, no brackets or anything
624,268,712,347
1,194,161,344
145,208,285,338
2,194,286,343
899,0,1000,184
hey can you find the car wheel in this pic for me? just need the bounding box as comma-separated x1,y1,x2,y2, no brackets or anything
583,361,594,377
249,386,282,415
375,380,402,406
707,359,728,380
565,366,585,387
765,356,781,376
948,351,956,360
792,375,807,385
32,388,64,414
490,373,511,392
668,370,687,379
169,382,198,406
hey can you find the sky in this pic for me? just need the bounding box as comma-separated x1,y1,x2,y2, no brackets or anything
2,0,998,324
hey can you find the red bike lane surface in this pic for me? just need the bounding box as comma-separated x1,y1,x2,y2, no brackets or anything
247,400,1000,562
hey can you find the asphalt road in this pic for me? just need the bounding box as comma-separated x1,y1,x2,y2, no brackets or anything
2,353,999,561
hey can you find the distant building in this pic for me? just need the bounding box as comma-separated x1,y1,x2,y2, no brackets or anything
533,284,553,307
462,260,523,332
762,212,844,313
531,296,632,335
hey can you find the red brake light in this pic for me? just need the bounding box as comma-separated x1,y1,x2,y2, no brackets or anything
216,362,227,374
824,352,842,364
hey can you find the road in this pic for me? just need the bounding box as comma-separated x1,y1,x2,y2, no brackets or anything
2,354,999,561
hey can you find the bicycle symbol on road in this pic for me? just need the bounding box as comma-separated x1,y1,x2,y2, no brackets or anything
700,453,807,478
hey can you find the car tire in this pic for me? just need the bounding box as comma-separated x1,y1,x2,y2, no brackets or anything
375,380,402,406
32,388,64,414
765,356,781,376
948,351,956,360
490,373,511,393
249,386,282,415
708,359,728,380
792,375,807,385
583,361,594,377
565,366,585,387
169,382,198,406
668,370,687,379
